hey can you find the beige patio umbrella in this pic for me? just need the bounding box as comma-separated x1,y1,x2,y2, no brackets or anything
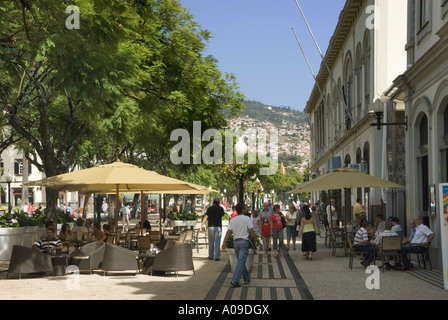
26,160,202,243
98,183,218,234
291,167,403,251
291,167,403,194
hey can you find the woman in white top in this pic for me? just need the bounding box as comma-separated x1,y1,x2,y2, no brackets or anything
285,205,298,250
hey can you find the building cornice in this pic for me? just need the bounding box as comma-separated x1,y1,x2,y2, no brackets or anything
305,0,366,115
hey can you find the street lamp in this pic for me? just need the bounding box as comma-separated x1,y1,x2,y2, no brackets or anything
370,98,408,131
5,170,13,214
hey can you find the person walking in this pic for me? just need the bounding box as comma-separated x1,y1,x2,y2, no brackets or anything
222,202,256,288
258,202,272,251
298,205,317,260
260,216,271,258
285,205,298,250
270,204,285,258
201,198,225,261
120,204,130,233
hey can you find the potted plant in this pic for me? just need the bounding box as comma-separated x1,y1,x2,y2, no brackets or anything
0,211,23,260
225,233,260,273
16,211,45,248
169,211,198,228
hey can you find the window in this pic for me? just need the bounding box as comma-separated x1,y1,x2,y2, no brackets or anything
416,0,432,43
14,161,32,175
418,115,429,212
419,0,429,30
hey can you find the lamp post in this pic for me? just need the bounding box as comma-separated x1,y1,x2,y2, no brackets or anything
235,138,248,204
5,170,13,214
370,98,408,131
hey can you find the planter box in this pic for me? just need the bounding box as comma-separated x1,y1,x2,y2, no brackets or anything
0,227,24,260
172,220,197,228
221,220,229,246
227,248,255,273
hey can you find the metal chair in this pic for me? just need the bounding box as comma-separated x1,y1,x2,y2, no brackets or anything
138,236,151,254
410,243,432,270
377,236,402,272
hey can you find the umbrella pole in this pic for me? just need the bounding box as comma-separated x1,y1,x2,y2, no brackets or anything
159,194,162,237
140,191,144,236
344,188,349,253
115,185,120,244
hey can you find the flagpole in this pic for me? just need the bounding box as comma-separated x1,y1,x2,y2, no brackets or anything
294,0,352,121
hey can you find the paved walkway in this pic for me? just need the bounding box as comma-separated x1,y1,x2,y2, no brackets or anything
1,225,447,301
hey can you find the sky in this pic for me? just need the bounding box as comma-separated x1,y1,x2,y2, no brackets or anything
180,0,346,111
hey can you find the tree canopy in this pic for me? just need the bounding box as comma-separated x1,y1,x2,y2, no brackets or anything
0,0,244,219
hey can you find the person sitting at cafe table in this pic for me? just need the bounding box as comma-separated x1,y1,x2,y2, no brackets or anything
73,218,89,241
390,217,402,234
137,218,152,233
92,222,106,242
353,220,374,268
374,214,386,235
32,227,63,254
59,223,74,241
103,224,113,242
372,221,399,270
400,216,435,270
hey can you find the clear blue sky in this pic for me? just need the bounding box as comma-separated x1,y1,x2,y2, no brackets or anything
180,0,346,111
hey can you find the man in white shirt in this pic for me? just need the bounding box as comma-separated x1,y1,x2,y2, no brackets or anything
326,198,337,228
222,203,256,288
401,216,435,269
353,220,374,267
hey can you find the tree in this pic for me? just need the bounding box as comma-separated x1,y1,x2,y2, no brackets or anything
0,0,244,221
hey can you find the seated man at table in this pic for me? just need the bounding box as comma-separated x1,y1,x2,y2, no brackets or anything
353,220,374,268
32,227,63,254
400,216,435,270
372,221,399,269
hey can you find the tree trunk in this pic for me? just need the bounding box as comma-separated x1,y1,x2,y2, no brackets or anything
21,155,29,209
45,188,59,223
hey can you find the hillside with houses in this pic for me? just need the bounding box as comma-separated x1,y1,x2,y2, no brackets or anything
226,100,310,174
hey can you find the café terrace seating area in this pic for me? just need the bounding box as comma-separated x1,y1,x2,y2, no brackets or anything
5,214,202,279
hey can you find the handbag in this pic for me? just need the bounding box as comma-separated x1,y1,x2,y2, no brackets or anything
280,213,287,229
313,220,321,236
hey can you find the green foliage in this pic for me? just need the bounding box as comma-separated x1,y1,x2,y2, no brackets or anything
0,212,19,228
15,211,45,227
168,211,197,221
57,209,75,224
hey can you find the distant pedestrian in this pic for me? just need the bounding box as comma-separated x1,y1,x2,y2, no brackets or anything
270,204,285,258
298,205,317,260
201,198,225,261
120,204,130,233
260,216,271,258
285,205,298,250
222,202,256,288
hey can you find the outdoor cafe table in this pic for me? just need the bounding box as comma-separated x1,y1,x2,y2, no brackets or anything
50,254,69,276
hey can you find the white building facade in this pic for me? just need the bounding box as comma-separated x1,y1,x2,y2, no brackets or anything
391,0,448,268
306,0,408,219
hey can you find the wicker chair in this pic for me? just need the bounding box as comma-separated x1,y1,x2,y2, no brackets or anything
102,244,139,276
151,243,195,276
7,245,53,279
155,239,177,251
69,241,105,274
